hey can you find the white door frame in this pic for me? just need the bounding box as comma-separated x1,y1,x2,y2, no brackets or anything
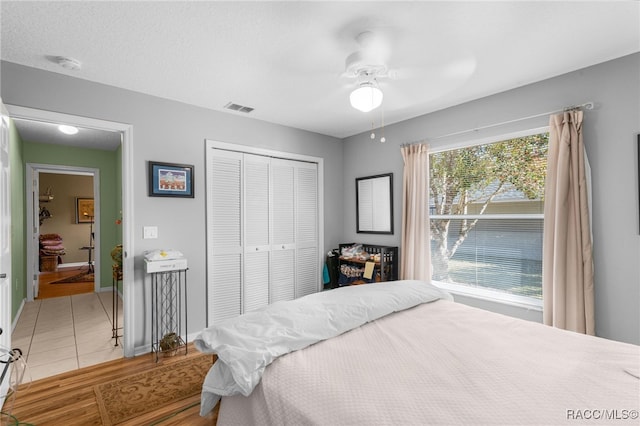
7,105,135,358
0,99,12,408
26,164,101,298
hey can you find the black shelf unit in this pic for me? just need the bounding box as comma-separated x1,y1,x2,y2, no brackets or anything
338,243,398,285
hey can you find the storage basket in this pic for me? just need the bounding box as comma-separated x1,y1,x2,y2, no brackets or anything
40,255,58,272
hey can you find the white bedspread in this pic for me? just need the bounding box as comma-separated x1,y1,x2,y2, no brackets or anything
218,298,640,425
194,280,452,415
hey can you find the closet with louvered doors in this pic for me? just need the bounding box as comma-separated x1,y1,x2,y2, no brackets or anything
206,145,320,326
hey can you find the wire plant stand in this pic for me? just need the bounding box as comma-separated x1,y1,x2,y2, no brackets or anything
150,268,188,362
112,265,123,346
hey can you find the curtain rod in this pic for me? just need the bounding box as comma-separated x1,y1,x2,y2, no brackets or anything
428,101,594,141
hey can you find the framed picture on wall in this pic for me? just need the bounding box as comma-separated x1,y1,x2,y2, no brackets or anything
76,197,94,223
148,161,194,198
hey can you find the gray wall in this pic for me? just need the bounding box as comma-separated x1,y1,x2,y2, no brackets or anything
3,52,638,348
341,53,640,345
1,61,344,352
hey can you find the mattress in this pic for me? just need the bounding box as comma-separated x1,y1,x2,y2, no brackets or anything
195,280,452,413
215,296,639,425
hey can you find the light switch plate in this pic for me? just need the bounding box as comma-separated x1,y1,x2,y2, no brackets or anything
143,226,158,239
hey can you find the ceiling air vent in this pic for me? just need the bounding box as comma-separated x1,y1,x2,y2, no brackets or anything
224,102,254,113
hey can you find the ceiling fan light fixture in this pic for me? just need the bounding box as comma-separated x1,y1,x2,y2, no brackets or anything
350,82,383,113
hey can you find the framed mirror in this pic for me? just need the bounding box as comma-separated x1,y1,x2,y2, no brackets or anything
356,173,393,234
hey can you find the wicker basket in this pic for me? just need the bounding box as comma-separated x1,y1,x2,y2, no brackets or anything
40,255,58,272
159,332,183,357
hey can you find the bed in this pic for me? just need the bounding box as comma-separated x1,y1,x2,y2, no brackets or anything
194,280,640,425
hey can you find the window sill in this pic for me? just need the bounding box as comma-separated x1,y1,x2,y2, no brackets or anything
432,280,543,312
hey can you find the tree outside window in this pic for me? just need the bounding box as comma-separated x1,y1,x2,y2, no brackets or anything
429,133,548,299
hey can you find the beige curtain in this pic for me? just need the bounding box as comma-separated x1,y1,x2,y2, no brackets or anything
543,110,594,335
400,143,431,281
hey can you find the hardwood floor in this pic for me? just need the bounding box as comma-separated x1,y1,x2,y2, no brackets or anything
37,266,94,299
3,343,219,425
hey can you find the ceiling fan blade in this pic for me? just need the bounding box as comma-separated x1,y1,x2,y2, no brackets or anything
385,55,476,81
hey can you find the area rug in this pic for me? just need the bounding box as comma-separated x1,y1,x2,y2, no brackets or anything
94,354,212,425
50,272,94,284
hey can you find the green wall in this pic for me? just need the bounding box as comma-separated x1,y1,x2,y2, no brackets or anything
23,141,119,291
9,120,25,321
115,144,122,246
115,143,122,293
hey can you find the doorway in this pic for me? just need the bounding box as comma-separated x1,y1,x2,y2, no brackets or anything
28,167,99,300
27,166,101,299
6,104,135,368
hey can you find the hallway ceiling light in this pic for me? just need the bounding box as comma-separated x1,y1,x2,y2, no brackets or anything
350,81,383,113
58,124,79,135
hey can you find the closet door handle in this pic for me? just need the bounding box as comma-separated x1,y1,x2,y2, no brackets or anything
0,273,6,279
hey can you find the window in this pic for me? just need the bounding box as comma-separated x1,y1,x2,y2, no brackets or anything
429,131,548,305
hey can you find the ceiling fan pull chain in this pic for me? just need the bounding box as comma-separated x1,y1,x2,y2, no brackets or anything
380,108,386,143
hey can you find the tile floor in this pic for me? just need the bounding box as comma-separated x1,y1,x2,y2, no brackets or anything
11,292,123,381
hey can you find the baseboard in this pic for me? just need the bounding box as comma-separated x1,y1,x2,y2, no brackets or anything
58,262,87,269
11,298,26,332
98,285,123,299
133,332,202,358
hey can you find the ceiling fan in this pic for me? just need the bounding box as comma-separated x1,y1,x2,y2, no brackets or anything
342,31,397,80
342,30,394,112
339,29,477,114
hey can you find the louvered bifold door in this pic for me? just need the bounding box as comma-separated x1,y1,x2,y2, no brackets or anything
295,161,319,297
243,154,271,312
206,149,243,325
270,159,296,303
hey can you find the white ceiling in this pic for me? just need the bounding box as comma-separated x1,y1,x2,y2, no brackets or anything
2,1,639,144
11,118,122,151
